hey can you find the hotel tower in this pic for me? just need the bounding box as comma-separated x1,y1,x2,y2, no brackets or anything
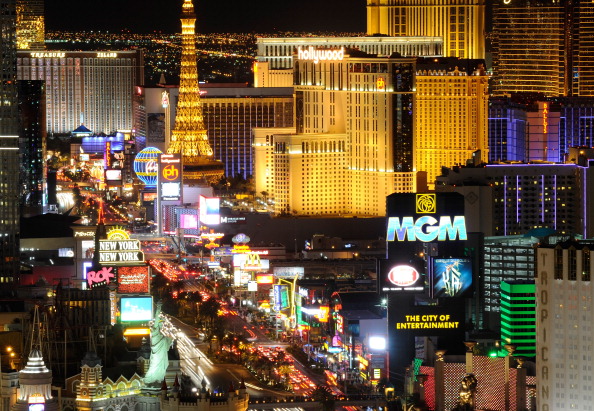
366,0,485,59
166,0,224,182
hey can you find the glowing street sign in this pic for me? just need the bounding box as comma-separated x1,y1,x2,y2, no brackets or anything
297,46,345,64
386,216,467,242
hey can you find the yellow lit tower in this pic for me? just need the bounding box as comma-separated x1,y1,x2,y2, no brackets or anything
167,0,224,182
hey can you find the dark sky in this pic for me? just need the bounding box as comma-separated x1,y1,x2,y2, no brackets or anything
45,0,366,33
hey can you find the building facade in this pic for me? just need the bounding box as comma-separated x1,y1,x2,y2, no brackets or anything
437,163,594,238
415,58,489,187
536,241,594,410
17,50,144,135
18,80,46,216
366,0,485,59
0,0,20,286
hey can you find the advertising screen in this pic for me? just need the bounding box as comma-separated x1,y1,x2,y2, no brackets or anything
180,213,198,230
379,259,425,293
432,258,473,298
273,266,305,279
120,297,153,322
105,169,122,181
199,196,220,225
273,284,290,311
118,266,150,293
158,153,182,201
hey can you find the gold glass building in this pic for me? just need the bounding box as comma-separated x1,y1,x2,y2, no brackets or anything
366,0,485,59
16,0,44,50
492,0,594,97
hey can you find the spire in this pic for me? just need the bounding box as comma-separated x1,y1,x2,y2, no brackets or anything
166,0,224,182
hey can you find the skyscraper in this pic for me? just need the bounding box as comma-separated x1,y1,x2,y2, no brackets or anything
366,0,485,59
0,0,20,285
166,0,224,182
16,0,44,50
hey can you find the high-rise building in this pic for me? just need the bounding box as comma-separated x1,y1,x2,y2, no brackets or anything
366,0,485,59
0,0,20,285
18,80,46,217
16,0,44,50
436,163,594,238
500,280,536,358
492,1,594,97
17,50,144,135
255,54,488,216
415,58,489,187
536,240,594,410
166,0,223,183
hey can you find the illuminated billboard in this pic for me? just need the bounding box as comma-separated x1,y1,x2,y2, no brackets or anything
180,213,198,230
379,260,424,293
391,305,465,337
120,297,153,322
118,266,150,294
432,258,473,298
158,153,182,201
98,239,145,265
273,285,290,311
199,195,220,225
87,266,116,288
273,266,305,279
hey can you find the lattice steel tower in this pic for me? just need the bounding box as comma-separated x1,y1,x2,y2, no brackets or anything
167,0,224,182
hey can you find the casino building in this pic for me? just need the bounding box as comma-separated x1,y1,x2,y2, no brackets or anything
17,50,144,135
254,53,489,216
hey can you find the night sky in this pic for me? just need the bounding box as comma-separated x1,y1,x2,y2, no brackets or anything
45,0,366,33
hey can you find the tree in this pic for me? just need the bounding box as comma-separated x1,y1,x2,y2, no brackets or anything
312,385,335,411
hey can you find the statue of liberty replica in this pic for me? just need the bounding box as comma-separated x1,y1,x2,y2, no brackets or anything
143,302,173,386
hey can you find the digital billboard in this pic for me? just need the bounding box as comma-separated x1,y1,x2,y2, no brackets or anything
273,285,290,311
199,195,220,225
158,153,182,201
105,169,122,182
180,213,198,230
120,297,153,322
432,258,473,298
379,260,425,293
118,266,150,293
273,266,305,279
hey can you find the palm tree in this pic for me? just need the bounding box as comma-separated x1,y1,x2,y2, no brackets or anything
312,385,335,411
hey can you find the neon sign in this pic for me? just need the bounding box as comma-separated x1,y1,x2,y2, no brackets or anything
297,46,345,64
386,216,467,242
98,239,145,265
97,52,117,58
87,266,116,288
31,52,65,58
543,102,549,134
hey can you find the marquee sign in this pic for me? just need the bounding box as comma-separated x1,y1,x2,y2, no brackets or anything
98,239,144,265
158,153,182,201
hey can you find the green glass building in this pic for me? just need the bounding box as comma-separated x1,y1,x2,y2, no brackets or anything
500,280,536,357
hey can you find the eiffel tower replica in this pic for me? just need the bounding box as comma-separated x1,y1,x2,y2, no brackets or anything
167,0,224,183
